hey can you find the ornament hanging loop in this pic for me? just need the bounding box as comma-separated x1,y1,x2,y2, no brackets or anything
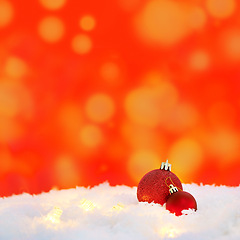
160,159,171,171
165,177,183,192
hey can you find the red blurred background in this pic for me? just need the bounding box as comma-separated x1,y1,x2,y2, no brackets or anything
0,0,240,196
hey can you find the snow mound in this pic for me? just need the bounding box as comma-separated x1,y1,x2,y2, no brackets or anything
0,183,239,240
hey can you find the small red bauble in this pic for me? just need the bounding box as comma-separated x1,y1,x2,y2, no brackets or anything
166,190,197,216
137,162,182,205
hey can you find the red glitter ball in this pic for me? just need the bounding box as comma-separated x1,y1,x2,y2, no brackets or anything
137,169,183,205
166,191,197,216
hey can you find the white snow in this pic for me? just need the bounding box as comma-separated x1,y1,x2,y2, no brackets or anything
0,183,239,240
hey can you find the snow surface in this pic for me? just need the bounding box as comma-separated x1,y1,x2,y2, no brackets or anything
0,183,240,240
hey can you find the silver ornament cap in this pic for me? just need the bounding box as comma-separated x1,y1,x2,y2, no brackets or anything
160,159,171,171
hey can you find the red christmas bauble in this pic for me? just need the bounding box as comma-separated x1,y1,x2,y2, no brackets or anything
137,169,183,205
166,191,197,216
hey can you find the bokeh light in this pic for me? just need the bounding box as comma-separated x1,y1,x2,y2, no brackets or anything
206,0,236,19
0,0,13,28
5,56,28,79
85,93,115,123
80,124,103,148
0,0,240,196
38,16,65,43
205,129,240,164
221,29,240,61
163,103,199,133
0,117,23,143
169,138,203,182
39,0,66,10
118,0,139,12
80,15,96,31
188,6,206,30
189,50,210,71
0,82,20,118
71,34,92,54
124,82,178,127
128,150,160,182
55,155,80,189
135,0,189,46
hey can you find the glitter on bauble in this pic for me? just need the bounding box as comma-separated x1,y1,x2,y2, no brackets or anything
137,160,183,205
166,184,197,216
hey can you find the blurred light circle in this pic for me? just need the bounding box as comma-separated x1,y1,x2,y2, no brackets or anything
5,56,28,79
118,0,139,12
142,71,165,86
125,88,161,127
164,103,199,132
135,0,189,46
55,156,80,188
72,34,92,54
38,16,65,43
0,81,33,119
80,124,103,148
188,6,206,30
206,0,236,19
0,83,19,117
85,94,115,123
39,0,66,10
221,29,240,61
0,0,13,28
124,83,178,127
128,150,160,183
122,122,165,151
206,129,240,164
80,15,96,31
0,117,23,143
168,138,203,182
189,50,210,71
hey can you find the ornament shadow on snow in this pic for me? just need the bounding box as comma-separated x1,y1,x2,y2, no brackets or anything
137,160,197,216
